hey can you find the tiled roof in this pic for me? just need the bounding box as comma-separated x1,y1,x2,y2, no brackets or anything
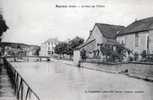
75,23,124,50
96,23,125,39
118,17,153,36
75,39,95,50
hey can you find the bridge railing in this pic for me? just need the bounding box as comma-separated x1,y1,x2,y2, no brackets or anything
3,58,40,100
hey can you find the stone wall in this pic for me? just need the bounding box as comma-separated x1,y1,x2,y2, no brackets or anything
81,62,153,81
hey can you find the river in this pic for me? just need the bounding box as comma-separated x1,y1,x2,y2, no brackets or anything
11,61,153,100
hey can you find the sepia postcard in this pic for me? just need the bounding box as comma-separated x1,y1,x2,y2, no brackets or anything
0,0,153,100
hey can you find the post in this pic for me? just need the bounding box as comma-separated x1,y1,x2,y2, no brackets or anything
73,50,81,66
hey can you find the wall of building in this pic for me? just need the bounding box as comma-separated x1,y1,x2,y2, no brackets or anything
138,32,148,53
118,34,135,52
117,31,149,54
84,25,106,51
80,25,108,58
39,38,59,56
92,26,105,44
148,30,153,53
39,43,48,56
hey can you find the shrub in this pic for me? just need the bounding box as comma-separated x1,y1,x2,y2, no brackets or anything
128,56,133,61
134,52,139,61
141,50,147,59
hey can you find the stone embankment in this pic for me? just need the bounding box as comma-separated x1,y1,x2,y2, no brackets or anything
54,59,153,82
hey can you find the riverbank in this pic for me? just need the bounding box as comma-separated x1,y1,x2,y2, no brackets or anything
53,59,153,82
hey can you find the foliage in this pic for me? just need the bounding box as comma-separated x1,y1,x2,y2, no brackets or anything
147,54,153,61
80,49,86,60
54,42,68,55
128,56,133,61
68,36,84,55
33,47,40,56
54,36,84,56
100,44,126,62
100,45,112,57
134,52,139,61
68,36,84,49
141,50,147,59
0,15,8,41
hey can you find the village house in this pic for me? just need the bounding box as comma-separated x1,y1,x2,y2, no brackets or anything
73,23,124,64
77,23,124,57
39,38,59,56
117,17,153,55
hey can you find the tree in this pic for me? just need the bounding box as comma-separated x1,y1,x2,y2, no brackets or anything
100,44,112,61
67,36,84,55
54,36,84,59
33,47,40,56
141,50,147,59
0,14,8,41
0,14,8,56
100,44,126,62
54,42,68,57
69,36,84,49
80,49,86,61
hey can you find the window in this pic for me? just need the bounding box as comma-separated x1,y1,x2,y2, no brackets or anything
135,33,139,47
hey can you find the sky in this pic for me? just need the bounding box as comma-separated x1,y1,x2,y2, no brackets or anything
1,0,153,45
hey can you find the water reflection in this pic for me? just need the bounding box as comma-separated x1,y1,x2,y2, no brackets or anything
11,62,153,100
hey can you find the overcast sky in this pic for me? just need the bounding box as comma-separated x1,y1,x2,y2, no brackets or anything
1,0,153,45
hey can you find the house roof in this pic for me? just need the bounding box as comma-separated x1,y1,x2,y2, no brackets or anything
118,17,153,36
75,39,95,50
95,23,125,39
75,23,124,50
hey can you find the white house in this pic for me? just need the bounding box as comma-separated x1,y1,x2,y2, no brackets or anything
117,17,153,54
39,38,59,56
26,45,40,56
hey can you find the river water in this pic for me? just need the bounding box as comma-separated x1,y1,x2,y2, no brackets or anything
11,61,153,100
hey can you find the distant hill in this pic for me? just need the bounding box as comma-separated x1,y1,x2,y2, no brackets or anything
0,42,40,49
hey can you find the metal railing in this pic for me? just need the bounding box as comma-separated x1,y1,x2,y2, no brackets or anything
3,58,40,100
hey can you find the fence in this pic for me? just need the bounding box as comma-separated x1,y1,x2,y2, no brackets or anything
3,58,40,100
